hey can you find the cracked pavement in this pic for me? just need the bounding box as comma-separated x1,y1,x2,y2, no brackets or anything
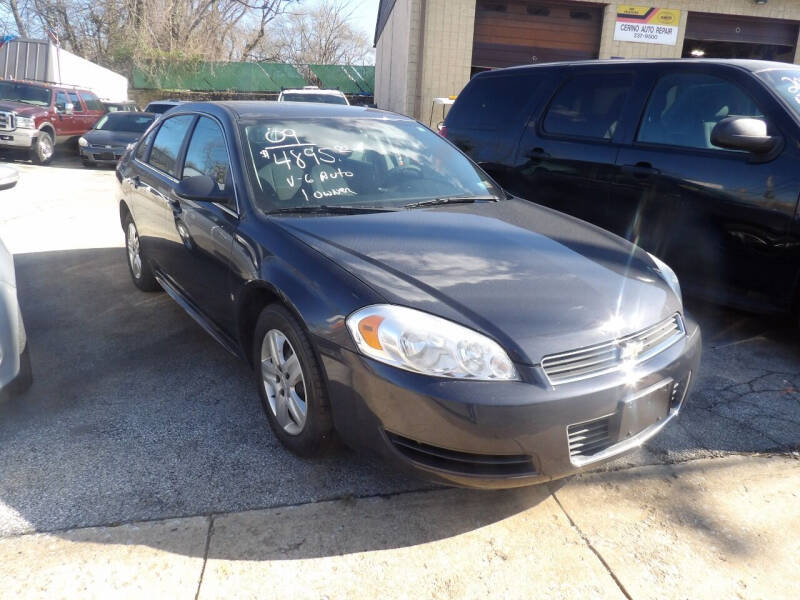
0,156,798,540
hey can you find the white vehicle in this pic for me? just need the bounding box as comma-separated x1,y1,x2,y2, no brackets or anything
277,86,349,106
0,236,31,403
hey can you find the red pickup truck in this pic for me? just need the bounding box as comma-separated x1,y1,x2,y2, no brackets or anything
0,79,105,164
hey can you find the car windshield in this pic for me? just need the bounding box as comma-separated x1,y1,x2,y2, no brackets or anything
281,93,348,105
0,81,50,106
240,117,503,213
94,113,154,132
756,69,800,118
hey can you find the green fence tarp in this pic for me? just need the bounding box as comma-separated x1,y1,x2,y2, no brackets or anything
132,62,306,92
307,65,375,95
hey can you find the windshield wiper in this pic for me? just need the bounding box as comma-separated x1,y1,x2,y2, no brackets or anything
403,196,500,209
268,205,398,215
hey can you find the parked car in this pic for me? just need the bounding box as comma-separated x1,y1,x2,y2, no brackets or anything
278,86,349,105
144,99,185,115
79,112,155,167
0,164,19,189
116,101,700,488
103,100,140,112
444,59,800,319
0,80,105,164
0,236,31,403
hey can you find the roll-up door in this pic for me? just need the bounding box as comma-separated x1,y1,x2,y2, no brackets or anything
683,12,798,62
472,1,601,72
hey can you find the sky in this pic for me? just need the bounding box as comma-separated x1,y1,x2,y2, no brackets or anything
348,0,381,42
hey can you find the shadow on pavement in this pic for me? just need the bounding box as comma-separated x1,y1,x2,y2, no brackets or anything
0,247,798,560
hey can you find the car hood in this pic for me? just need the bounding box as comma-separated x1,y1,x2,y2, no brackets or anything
84,129,141,147
0,102,43,116
277,199,681,365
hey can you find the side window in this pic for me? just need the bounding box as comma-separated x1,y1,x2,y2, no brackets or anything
447,74,541,130
182,117,231,192
637,73,764,150
68,92,83,112
55,91,68,112
135,126,157,161
80,92,104,112
543,73,633,140
147,115,194,177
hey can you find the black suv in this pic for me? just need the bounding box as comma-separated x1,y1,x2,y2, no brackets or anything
444,59,800,317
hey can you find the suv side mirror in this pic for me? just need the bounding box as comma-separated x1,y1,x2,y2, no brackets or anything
175,175,232,204
710,116,780,154
65,102,74,115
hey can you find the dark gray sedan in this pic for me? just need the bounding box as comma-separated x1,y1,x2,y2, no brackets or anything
116,102,701,488
79,112,155,167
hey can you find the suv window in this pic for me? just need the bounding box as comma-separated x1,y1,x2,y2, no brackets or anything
55,91,68,112
147,114,194,177
637,73,764,150
80,92,104,112
68,92,83,112
543,73,633,140
447,74,541,130
182,117,231,193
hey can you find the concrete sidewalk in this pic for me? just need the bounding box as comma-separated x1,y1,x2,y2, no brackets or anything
1,455,797,600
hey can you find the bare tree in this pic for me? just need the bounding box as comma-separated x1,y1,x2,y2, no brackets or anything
251,0,374,66
0,0,301,77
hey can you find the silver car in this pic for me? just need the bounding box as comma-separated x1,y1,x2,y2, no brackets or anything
0,236,31,402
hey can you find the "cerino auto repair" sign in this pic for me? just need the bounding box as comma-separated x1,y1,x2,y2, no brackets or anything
613,5,681,46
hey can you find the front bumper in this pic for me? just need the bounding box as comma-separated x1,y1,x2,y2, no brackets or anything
81,146,125,163
0,280,32,403
321,314,701,489
0,128,35,149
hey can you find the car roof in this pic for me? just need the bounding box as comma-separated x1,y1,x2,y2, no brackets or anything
171,101,408,121
490,58,792,76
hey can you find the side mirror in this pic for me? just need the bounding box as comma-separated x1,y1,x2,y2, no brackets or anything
65,102,74,115
710,116,780,154
175,174,232,204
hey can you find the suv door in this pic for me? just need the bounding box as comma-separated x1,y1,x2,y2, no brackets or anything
162,115,238,334
78,91,105,129
508,69,637,232
53,90,76,139
614,66,800,310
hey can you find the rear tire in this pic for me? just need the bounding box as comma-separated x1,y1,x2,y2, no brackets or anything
123,214,159,291
81,159,95,168
30,131,54,165
253,304,333,456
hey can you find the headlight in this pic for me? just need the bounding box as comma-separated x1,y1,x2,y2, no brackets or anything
78,137,88,147
14,115,35,129
648,252,682,304
346,305,519,380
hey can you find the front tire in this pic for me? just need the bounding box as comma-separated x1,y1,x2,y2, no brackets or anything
253,304,333,456
30,131,54,165
123,214,159,291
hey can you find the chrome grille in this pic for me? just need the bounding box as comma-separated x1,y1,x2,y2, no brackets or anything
567,415,614,458
541,314,685,385
0,111,13,131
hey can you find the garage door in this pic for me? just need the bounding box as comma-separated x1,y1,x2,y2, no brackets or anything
472,1,602,71
685,12,798,47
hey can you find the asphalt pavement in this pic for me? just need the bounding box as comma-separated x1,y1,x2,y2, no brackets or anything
0,154,798,538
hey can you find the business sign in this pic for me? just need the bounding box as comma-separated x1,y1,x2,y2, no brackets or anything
614,5,681,46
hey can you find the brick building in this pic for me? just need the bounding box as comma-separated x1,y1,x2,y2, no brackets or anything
374,0,800,121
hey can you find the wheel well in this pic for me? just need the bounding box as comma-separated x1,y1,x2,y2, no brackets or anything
119,201,131,229
38,124,55,139
238,285,281,366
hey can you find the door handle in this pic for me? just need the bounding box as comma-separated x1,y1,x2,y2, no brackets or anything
525,147,550,160
620,163,660,178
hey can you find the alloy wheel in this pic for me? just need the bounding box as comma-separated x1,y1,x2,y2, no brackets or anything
260,328,308,435
126,222,143,279
39,136,53,161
